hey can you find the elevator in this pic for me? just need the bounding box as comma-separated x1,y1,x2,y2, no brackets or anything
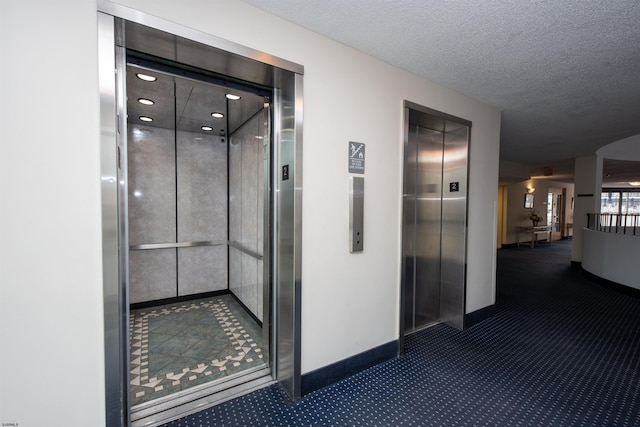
124,57,272,422
98,12,303,427
401,101,470,338
126,59,270,316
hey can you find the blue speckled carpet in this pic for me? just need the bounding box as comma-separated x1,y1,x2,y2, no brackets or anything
164,240,640,426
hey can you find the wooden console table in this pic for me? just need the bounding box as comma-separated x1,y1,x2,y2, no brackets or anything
517,225,552,248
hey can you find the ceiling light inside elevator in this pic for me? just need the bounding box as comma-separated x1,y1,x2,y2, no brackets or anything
136,73,157,82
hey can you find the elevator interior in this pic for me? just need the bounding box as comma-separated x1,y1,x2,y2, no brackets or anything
100,14,303,426
401,102,470,336
125,56,272,413
126,59,270,318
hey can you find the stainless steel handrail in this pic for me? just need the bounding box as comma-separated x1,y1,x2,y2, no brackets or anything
129,241,227,250
228,241,263,260
587,213,640,235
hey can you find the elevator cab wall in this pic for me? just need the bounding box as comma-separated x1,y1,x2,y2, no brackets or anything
126,59,269,318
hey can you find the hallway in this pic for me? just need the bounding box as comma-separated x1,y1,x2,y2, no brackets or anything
164,239,640,426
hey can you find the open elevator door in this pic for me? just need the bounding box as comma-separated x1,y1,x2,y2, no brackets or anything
123,58,275,425
99,12,302,427
401,101,471,341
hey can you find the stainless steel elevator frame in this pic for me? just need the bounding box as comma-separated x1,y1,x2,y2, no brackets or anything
400,101,470,352
98,4,303,425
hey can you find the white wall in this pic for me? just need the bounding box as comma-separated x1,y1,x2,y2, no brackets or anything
572,155,603,262
582,229,640,289
597,133,640,161
0,1,106,426
1,0,501,424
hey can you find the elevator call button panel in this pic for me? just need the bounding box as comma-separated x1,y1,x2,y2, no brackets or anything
350,176,364,253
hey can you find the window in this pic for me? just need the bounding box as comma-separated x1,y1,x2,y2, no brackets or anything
602,191,640,214
621,192,640,215
601,191,620,214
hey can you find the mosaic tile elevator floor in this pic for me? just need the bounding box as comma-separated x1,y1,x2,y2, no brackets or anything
129,294,265,406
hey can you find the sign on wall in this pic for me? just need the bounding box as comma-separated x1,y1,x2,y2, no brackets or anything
348,141,365,174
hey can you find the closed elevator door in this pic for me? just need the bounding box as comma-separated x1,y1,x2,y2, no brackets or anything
402,102,470,334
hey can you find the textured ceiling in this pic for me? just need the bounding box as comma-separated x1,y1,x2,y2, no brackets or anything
243,0,640,185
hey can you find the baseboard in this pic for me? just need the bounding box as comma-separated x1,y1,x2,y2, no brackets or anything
582,269,640,298
228,290,262,327
465,304,495,329
301,340,398,396
130,289,230,310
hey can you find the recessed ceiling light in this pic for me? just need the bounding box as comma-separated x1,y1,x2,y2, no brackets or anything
226,94,241,100
211,112,224,118
138,98,155,106
136,73,157,82
201,126,213,131
139,116,153,122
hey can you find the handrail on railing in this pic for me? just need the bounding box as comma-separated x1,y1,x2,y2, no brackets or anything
587,213,640,235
